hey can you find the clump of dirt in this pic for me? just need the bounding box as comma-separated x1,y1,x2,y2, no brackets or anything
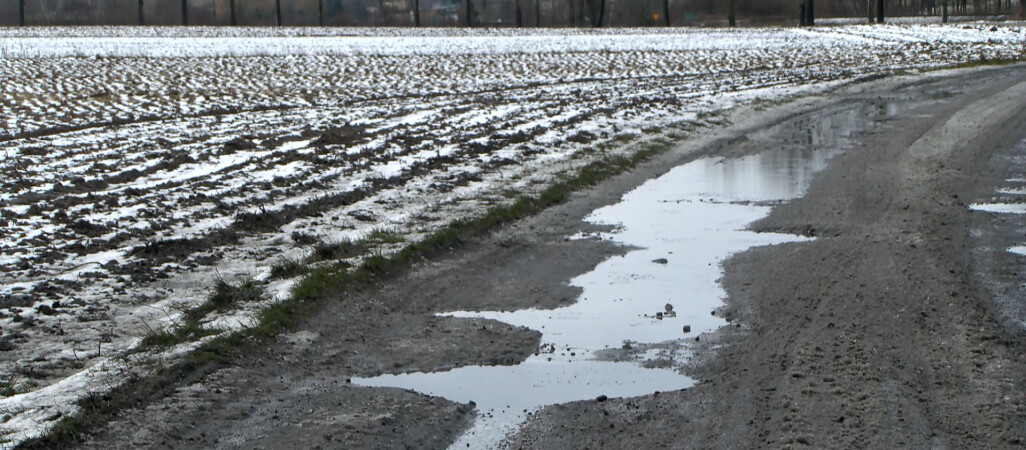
69,219,110,237
314,124,367,147
233,207,287,233
129,229,238,265
222,137,257,152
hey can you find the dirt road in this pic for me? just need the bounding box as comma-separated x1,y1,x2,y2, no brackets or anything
68,65,1026,449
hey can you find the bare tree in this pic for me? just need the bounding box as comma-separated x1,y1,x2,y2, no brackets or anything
877,0,885,22
535,0,540,26
276,0,282,25
138,0,144,24
414,0,421,26
465,0,474,26
662,0,670,25
230,0,236,25
806,0,814,25
594,0,605,27
728,0,736,26
19,0,24,26
942,0,948,21
515,0,522,27
181,0,188,25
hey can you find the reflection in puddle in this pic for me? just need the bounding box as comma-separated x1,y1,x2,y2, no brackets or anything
997,187,1026,195
354,106,876,449
970,203,1026,214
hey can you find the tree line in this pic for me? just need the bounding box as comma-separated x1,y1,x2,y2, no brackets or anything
2,0,1023,26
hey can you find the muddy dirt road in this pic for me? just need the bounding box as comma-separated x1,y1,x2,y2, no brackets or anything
69,65,1026,449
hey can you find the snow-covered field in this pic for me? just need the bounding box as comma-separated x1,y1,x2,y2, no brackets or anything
0,24,1024,445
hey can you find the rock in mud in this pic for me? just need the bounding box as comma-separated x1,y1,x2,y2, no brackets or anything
652,258,668,264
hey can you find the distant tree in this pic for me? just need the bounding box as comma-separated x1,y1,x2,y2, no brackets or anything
728,0,736,26
138,0,144,24
515,0,522,26
806,0,814,25
662,0,670,25
181,0,188,25
276,0,282,25
535,0,540,26
942,0,948,21
19,0,24,26
318,0,323,26
877,0,884,22
465,0,474,26
414,0,421,26
230,0,236,25
594,0,605,26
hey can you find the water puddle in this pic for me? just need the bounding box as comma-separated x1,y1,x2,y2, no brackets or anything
970,203,1026,214
354,106,876,449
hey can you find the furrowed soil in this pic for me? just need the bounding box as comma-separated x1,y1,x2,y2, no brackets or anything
68,65,1026,449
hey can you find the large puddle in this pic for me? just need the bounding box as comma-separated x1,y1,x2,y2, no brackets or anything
354,106,879,449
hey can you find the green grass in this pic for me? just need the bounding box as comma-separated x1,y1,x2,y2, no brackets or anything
140,276,264,349
269,256,306,279
365,228,405,245
311,237,365,261
0,375,17,397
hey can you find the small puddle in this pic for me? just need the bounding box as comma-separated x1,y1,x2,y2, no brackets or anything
969,203,1026,214
354,105,877,449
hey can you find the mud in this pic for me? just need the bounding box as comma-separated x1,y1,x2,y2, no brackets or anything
72,65,1026,449
507,66,1026,449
